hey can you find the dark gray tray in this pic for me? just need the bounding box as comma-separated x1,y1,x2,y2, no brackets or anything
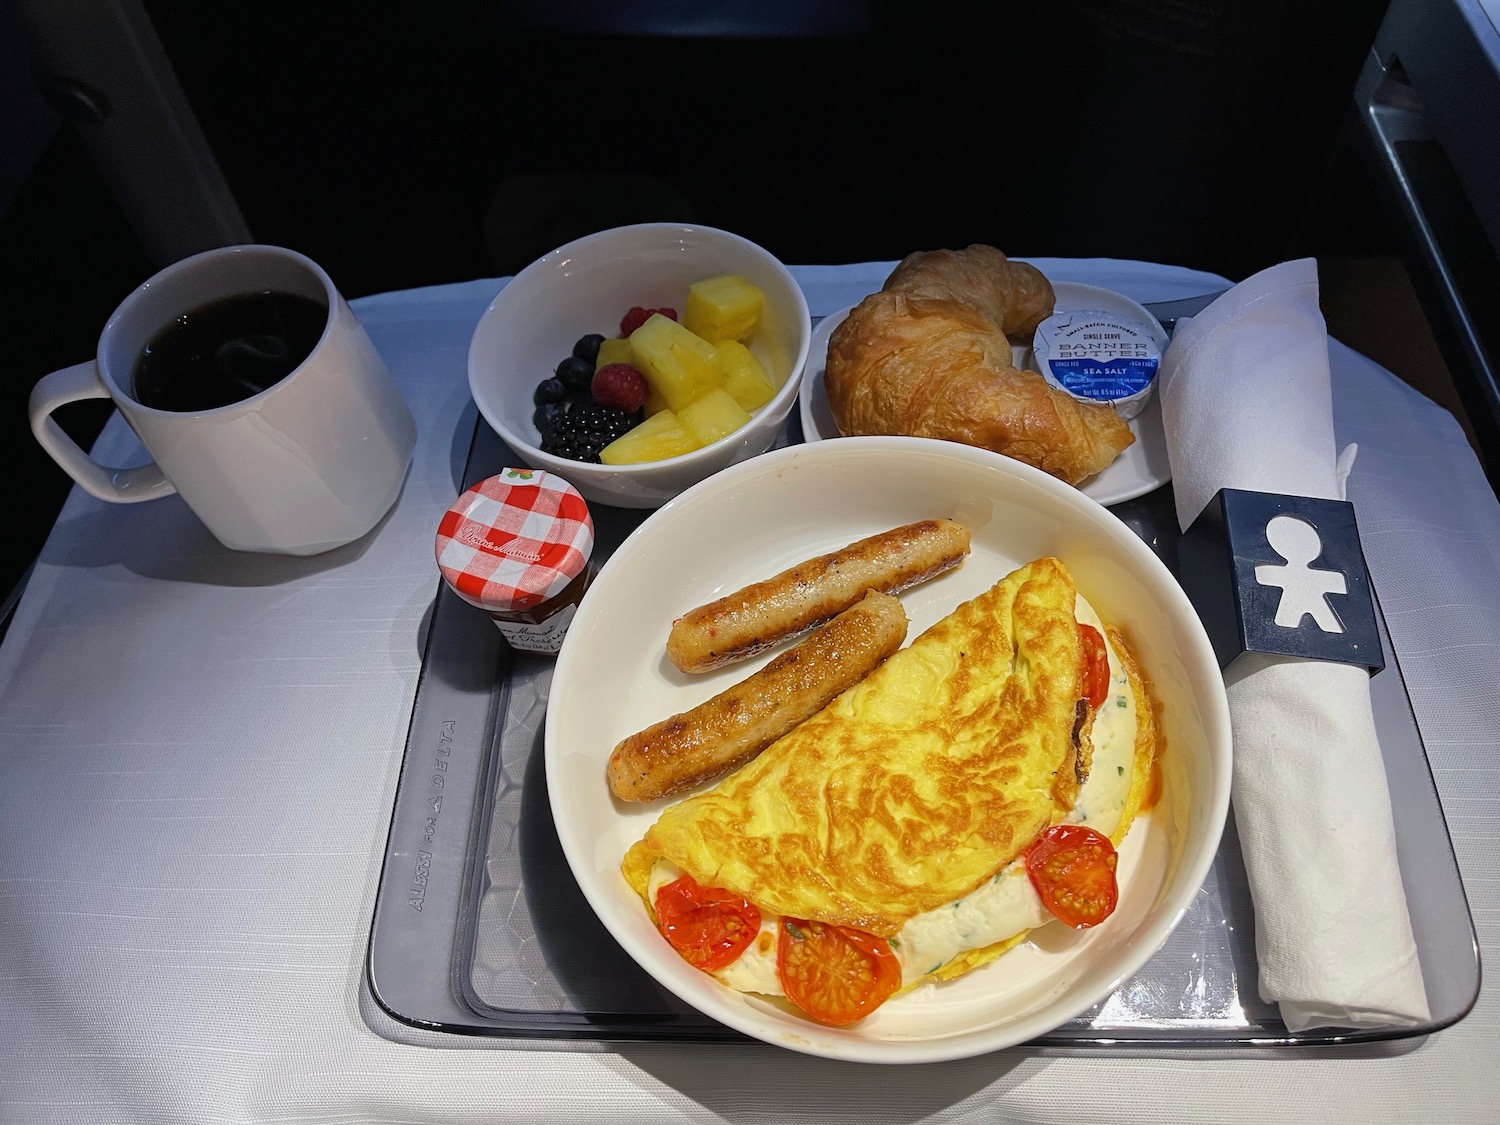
365,411,1480,1049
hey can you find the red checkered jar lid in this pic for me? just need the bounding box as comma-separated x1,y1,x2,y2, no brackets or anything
434,469,594,612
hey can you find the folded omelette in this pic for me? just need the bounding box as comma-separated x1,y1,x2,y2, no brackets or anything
622,556,1160,1026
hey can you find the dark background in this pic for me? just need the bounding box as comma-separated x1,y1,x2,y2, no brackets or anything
137,0,1394,286
2,0,1460,606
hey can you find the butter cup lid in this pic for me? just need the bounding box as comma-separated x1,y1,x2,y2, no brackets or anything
1038,304,1164,423
435,469,594,612
1033,309,1161,409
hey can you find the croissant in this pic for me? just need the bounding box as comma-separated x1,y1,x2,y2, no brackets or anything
824,245,1135,485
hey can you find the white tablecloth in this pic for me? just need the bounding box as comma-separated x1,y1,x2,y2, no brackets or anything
2,261,1496,1124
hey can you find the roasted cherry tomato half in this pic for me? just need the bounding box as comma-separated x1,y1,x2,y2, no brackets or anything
653,874,761,972
775,917,902,1026
1078,622,1110,710
1024,823,1119,929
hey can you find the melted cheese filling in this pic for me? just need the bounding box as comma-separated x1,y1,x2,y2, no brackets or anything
646,594,1140,998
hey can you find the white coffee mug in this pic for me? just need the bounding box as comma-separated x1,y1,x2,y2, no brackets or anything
29,244,417,555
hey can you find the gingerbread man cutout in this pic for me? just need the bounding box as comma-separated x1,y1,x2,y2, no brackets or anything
1253,515,1347,632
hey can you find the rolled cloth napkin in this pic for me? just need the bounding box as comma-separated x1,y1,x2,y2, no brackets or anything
1157,257,1429,1031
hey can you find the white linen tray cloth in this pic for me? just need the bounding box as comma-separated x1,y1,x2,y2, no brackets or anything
1,260,1496,1125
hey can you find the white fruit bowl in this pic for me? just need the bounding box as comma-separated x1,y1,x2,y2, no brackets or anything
467,222,812,509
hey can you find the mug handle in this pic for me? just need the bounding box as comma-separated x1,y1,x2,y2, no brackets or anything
28,362,176,504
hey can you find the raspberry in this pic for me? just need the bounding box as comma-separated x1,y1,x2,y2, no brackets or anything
619,306,677,336
591,363,649,413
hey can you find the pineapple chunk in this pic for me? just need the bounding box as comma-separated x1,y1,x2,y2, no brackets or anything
594,337,633,370
714,339,777,412
628,314,721,412
683,274,764,343
642,380,669,417
599,409,701,464
678,388,752,447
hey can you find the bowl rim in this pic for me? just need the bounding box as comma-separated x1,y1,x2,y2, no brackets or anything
545,434,1235,1063
466,221,813,478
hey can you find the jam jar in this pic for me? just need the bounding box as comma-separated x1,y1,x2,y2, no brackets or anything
434,468,595,654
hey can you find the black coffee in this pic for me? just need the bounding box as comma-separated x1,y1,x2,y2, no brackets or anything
131,290,328,412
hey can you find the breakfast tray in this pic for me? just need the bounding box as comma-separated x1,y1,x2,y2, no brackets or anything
365,412,1480,1050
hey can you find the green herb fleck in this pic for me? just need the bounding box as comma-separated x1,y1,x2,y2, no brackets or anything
1117,765,1125,776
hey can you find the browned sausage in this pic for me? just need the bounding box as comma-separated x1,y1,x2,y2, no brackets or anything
608,591,908,802
665,518,969,674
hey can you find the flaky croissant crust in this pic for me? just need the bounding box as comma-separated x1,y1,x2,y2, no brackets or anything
825,246,1135,485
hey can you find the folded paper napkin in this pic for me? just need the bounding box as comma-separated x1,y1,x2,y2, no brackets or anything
1157,258,1430,1032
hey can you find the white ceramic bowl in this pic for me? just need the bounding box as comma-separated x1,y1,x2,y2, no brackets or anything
546,436,1233,1064
467,223,812,509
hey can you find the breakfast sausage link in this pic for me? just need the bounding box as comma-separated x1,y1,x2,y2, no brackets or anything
665,518,970,674
608,591,908,803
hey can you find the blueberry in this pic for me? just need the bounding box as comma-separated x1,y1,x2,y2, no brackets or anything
533,376,569,405
555,355,595,394
532,401,566,434
572,333,605,364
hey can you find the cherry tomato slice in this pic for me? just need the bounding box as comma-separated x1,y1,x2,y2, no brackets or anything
1078,623,1110,710
776,918,902,1026
653,874,761,972
1024,823,1119,929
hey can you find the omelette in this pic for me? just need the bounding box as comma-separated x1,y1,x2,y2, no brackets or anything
622,556,1160,1026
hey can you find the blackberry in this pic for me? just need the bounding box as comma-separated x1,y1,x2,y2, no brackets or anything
539,400,640,463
